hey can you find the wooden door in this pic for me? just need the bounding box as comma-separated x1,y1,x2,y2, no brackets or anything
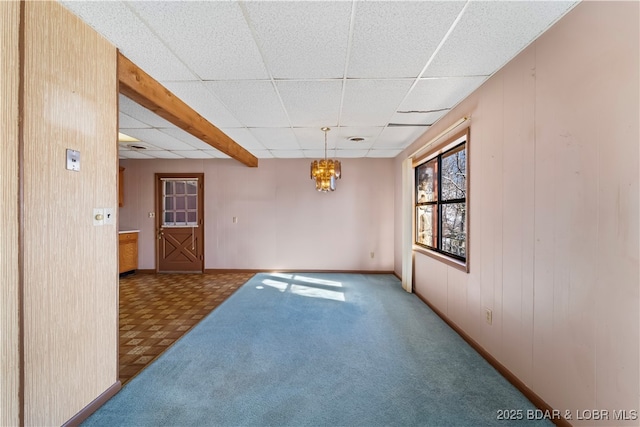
156,173,204,273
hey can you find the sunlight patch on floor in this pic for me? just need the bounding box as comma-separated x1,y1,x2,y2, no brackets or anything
261,279,289,292
290,284,345,302
259,275,346,302
293,275,343,288
270,272,294,279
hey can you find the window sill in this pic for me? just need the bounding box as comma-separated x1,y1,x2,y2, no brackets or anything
413,246,469,273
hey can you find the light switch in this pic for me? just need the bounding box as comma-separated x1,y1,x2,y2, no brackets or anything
104,208,115,225
93,208,104,226
66,149,80,172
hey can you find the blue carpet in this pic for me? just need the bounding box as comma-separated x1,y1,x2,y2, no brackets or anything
84,273,551,426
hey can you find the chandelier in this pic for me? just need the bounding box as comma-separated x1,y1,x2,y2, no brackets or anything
310,127,341,192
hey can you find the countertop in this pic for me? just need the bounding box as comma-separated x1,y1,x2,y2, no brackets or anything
118,229,140,234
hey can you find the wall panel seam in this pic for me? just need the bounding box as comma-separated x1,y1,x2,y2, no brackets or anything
17,1,26,425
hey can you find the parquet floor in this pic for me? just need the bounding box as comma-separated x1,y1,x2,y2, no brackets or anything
119,272,255,384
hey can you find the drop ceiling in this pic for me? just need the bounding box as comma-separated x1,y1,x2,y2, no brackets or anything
61,0,578,161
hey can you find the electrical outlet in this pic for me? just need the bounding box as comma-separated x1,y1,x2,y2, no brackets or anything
233,217,238,223
485,308,493,325
148,212,155,218
370,251,375,259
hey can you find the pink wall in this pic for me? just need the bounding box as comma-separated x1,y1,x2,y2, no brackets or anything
395,1,639,425
120,158,394,271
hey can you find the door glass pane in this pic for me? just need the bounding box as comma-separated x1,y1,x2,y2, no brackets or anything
187,195,197,210
441,203,466,257
441,145,466,200
162,179,199,226
187,181,197,194
176,196,186,210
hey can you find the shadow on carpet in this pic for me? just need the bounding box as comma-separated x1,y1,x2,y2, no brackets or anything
83,272,552,427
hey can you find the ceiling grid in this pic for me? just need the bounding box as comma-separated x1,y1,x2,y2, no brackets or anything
61,0,579,161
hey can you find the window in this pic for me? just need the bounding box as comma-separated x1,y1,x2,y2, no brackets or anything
161,178,199,227
415,131,468,262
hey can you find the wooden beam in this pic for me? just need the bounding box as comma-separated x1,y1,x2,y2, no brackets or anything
117,52,258,167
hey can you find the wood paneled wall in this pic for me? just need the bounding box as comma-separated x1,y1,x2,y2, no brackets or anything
21,2,119,425
1,2,21,425
398,1,639,424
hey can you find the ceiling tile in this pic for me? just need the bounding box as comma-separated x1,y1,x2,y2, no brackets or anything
341,79,413,127
119,112,151,129
205,81,290,127
128,1,268,80
249,150,274,159
120,150,153,159
389,111,447,126
203,150,231,159
374,127,427,149
335,149,370,158
293,128,340,151
158,128,218,151
118,141,161,151
119,95,175,128
367,149,404,158
161,81,243,128
271,150,305,159
303,150,327,159
305,148,371,158
348,1,466,78
171,150,214,159
248,128,301,151
333,127,382,149
219,128,266,150
276,81,342,127
399,77,488,112
242,1,352,79
424,1,577,77
124,128,197,151
61,1,196,81
144,150,185,159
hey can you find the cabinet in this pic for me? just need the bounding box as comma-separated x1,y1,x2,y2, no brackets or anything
118,167,124,207
119,232,138,274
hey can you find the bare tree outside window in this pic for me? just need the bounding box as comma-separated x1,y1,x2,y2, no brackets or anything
414,131,467,262
440,146,466,258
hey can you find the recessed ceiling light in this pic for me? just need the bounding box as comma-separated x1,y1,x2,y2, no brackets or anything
118,132,139,142
348,136,366,143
